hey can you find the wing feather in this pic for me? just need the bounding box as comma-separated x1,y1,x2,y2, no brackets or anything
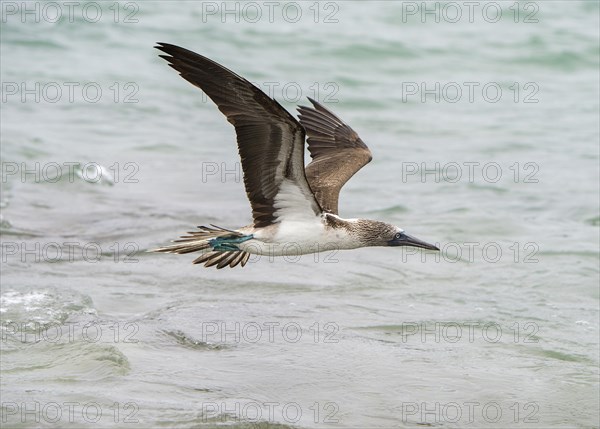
297,98,372,214
156,43,322,227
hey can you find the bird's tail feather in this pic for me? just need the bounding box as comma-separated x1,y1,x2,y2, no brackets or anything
149,225,252,269
191,250,251,269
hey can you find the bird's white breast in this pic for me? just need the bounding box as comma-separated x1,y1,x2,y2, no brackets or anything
237,180,363,256
239,218,362,256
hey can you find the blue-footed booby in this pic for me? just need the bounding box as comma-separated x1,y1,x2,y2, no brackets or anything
152,43,439,269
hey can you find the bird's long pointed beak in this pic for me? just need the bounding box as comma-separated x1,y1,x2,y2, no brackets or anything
389,232,439,251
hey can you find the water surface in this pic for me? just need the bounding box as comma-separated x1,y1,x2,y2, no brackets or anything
1,1,599,427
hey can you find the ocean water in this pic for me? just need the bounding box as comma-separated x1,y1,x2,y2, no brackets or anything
1,1,599,428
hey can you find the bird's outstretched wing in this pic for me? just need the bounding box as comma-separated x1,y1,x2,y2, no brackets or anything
297,98,372,215
156,43,322,228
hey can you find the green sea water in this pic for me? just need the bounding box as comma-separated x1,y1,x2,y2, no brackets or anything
1,1,599,427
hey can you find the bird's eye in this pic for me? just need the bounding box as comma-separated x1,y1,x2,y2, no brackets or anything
394,232,403,240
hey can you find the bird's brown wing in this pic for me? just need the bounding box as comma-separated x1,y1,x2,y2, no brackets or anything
156,43,322,228
297,98,372,215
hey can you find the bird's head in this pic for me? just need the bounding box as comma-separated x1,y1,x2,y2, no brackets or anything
386,228,439,251
355,220,439,250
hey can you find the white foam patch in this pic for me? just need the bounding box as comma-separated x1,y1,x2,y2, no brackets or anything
0,291,48,313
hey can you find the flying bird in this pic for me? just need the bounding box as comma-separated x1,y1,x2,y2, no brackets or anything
152,43,439,269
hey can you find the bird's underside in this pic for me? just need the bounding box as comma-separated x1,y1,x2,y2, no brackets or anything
151,43,438,269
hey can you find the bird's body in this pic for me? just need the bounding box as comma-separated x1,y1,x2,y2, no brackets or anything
152,43,439,268
237,214,378,257
238,219,340,257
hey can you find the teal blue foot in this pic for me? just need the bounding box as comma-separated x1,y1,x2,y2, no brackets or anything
209,234,253,251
